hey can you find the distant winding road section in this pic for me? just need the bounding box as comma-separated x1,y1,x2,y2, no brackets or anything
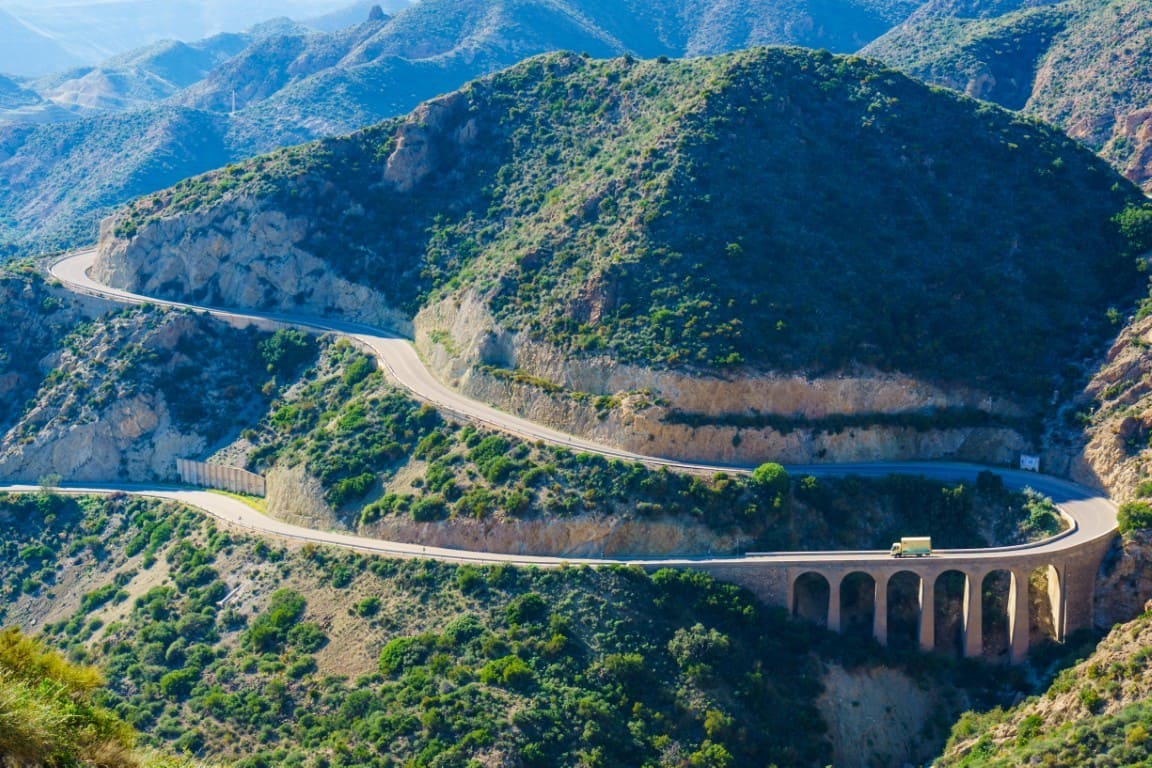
38,248,1117,568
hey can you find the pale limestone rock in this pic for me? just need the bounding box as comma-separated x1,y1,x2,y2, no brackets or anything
415,290,1031,466
0,394,204,483
95,205,410,334
266,463,344,531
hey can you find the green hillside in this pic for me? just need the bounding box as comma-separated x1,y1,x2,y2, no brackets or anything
864,0,1152,191
937,596,1152,766
0,491,1039,768
116,48,1148,405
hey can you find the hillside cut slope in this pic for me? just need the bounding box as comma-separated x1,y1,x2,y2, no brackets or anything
96,48,1147,465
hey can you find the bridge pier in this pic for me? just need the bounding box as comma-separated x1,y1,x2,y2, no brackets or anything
1009,568,1031,664
918,576,935,653
1050,564,1064,644
873,572,890,646
827,576,842,633
963,570,984,659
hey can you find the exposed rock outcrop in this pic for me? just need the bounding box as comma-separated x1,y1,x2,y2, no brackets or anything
818,664,953,768
1095,531,1152,628
0,392,203,483
361,513,747,558
383,92,478,193
266,463,344,531
0,305,271,484
95,204,409,333
416,290,1031,466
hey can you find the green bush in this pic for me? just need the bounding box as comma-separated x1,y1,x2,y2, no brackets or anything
244,590,307,653
260,329,316,376
1119,501,1152,533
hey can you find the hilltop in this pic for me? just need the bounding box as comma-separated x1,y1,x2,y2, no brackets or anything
865,0,1152,192
97,48,1147,465
0,0,924,252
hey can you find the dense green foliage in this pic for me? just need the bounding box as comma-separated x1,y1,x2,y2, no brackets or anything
1117,500,1152,533
124,48,1145,405
0,492,1048,768
12,493,842,766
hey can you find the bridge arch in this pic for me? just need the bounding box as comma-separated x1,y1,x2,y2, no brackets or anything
932,569,969,655
979,569,1012,660
791,571,832,628
840,571,876,640
884,570,921,650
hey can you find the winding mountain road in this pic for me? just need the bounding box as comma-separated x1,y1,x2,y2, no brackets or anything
40,249,1117,571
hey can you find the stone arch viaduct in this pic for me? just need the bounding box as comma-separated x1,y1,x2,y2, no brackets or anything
49,251,1122,664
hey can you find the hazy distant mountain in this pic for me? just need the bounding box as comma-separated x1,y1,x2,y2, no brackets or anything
0,74,40,110
0,0,930,252
200,0,928,152
304,1,409,32
0,107,231,250
0,1,414,65
30,33,258,113
0,7,83,76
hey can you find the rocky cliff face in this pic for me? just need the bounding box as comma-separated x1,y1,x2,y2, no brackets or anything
94,203,410,333
1095,531,1152,629
0,304,272,484
1056,313,1152,499
359,513,747,558
416,290,1031,466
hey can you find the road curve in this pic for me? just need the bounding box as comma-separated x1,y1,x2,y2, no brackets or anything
44,249,1118,567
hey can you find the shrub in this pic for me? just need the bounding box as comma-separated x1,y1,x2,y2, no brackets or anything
411,496,447,522
287,623,327,653
379,637,429,676
1119,501,1152,533
244,590,307,653
260,329,316,376
505,592,548,626
354,596,381,617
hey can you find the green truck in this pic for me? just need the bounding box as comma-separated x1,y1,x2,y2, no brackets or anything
890,536,932,558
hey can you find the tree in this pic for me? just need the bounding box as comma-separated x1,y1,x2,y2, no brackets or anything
750,463,790,510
